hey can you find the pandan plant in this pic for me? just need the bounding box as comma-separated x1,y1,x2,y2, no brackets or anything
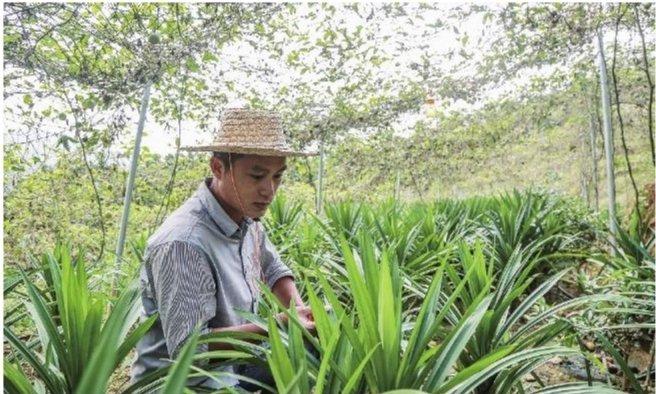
482,190,580,274
264,193,305,249
321,200,366,247
250,236,623,393
3,246,157,394
438,242,629,393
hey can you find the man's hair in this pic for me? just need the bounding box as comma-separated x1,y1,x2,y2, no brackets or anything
212,151,244,169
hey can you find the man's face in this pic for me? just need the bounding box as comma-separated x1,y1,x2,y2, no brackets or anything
212,154,287,220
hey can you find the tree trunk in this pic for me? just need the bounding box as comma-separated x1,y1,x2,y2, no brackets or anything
596,29,618,252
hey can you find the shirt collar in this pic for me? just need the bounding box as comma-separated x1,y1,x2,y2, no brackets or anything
197,178,252,238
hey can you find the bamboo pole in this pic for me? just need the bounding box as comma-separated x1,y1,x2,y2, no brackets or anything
596,31,617,252
114,83,152,284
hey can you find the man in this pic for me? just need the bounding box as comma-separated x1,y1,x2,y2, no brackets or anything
131,108,317,390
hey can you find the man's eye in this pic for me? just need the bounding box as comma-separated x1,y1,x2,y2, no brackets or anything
273,173,283,180
250,175,264,180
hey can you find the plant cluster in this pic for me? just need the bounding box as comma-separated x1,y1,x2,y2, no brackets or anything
6,190,653,393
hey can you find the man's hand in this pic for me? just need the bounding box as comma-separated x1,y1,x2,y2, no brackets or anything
276,305,316,333
296,306,316,332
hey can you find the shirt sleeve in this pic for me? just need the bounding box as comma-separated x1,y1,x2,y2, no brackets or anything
258,224,294,288
148,240,216,357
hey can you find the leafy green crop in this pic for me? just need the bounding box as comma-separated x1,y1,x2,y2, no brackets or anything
4,246,156,394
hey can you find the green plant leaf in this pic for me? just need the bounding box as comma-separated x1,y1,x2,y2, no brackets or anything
596,332,645,394
161,329,201,394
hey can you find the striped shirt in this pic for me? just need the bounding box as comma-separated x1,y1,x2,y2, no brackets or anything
131,178,293,388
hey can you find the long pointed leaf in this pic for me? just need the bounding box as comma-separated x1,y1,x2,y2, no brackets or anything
161,329,200,394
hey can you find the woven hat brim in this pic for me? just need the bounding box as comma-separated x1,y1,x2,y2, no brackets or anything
181,145,318,157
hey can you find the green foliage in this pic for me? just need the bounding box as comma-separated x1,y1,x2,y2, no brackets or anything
4,190,654,392
596,333,645,394
3,245,157,394
160,329,200,394
4,360,38,394
254,192,652,392
255,235,624,393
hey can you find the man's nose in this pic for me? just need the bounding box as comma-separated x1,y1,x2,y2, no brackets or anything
260,178,275,198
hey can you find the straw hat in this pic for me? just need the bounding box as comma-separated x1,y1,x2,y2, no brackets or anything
181,108,317,156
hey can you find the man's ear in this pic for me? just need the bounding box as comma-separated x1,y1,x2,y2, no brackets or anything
210,156,225,179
